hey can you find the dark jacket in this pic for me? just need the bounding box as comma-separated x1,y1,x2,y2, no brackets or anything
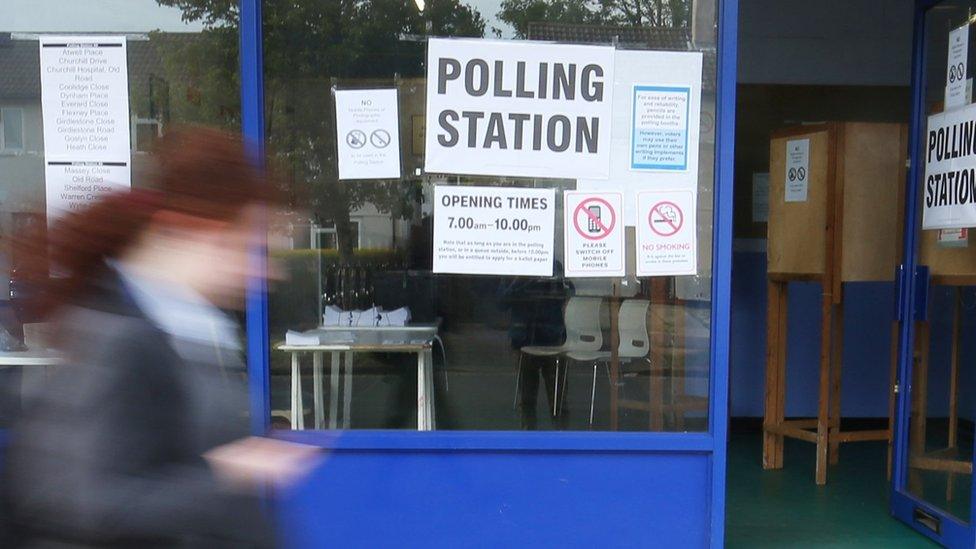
2,272,275,548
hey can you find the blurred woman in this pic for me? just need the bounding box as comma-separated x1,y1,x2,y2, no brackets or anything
2,127,314,547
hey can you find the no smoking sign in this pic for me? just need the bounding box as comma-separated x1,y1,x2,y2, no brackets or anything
564,191,624,278
637,190,697,277
648,200,683,237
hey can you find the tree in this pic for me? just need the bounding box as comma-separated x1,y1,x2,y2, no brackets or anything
497,0,600,38
498,0,691,39
157,0,485,259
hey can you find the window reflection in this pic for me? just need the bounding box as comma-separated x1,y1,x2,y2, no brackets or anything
263,0,716,432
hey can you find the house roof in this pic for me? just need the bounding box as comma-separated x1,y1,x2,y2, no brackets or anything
0,32,200,100
526,23,716,92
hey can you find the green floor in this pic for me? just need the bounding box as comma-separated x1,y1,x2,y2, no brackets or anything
727,431,939,548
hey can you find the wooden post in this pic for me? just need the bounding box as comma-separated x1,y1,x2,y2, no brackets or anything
763,280,787,470
815,298,834,485
829,300,844,465
609,283,621,431
908,322,930,495
946,288,961,501
649,279,669,431
673,297,687,431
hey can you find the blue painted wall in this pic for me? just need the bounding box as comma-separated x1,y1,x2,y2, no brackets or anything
731,246,898,418
276,450,711,547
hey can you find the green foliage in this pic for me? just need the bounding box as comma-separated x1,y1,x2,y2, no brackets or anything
157,0,485,259
498,0,691,38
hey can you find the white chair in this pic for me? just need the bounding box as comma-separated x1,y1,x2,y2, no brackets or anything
566,299,651,425
515,296,604,417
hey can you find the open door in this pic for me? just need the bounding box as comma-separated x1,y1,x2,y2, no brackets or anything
892,1,976,546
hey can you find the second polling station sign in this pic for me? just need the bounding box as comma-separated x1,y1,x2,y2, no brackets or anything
924,102,976,229
424,38,614,179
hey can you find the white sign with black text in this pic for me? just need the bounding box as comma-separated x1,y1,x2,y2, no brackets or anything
334,88,401,180
784,139,810,202
577,49,703,225
39,36,130,220
947,24,970,111
636,190,697,276
563,191,625,278
923,101,976,229
424,38,614,179
433,186,555,276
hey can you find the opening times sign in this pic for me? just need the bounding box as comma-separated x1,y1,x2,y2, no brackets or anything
433,186,555,276
425,38,614,179
40,36,131,221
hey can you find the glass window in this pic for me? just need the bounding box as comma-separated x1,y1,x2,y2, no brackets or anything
1,108,25,151
0,4,241,427
264,0,717,432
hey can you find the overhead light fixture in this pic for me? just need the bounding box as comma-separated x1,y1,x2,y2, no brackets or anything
414,0,425,12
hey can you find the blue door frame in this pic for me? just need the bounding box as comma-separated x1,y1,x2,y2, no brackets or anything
238,0,738,545
891,1,976,546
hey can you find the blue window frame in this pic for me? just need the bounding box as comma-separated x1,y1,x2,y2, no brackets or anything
889,1,976,546
238,0,738,545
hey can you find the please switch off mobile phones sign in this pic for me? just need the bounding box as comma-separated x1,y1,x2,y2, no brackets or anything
563,191,625,277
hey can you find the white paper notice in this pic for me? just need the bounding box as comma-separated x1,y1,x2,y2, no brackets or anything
433,186,555,276
923,102,976,229
335,88,401,180
947,24,969,110
563,191,625,278
39,36,130,220
577,49,702,225
784,139,810,203
636,190,697,276
424,38,614,180
45,161,130,216
752,172,770,223
631,85,690,170
938,228,969,248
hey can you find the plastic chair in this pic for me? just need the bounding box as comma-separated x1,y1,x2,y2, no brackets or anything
515,296,604,417
566,299,651,425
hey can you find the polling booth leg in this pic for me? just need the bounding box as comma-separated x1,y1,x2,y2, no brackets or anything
815,295,835,485
329,352,340,430
908,321,931,496
829,302,844,465
947,289,961,502
763,280,788,470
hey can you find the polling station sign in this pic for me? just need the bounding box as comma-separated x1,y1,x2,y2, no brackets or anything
924,102,976,229
424,38,614,180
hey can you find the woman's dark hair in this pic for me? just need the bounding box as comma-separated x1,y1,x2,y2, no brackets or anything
18,126,275,317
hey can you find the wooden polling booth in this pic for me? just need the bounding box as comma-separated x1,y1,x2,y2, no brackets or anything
763,122,907,485
908,230,976,500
